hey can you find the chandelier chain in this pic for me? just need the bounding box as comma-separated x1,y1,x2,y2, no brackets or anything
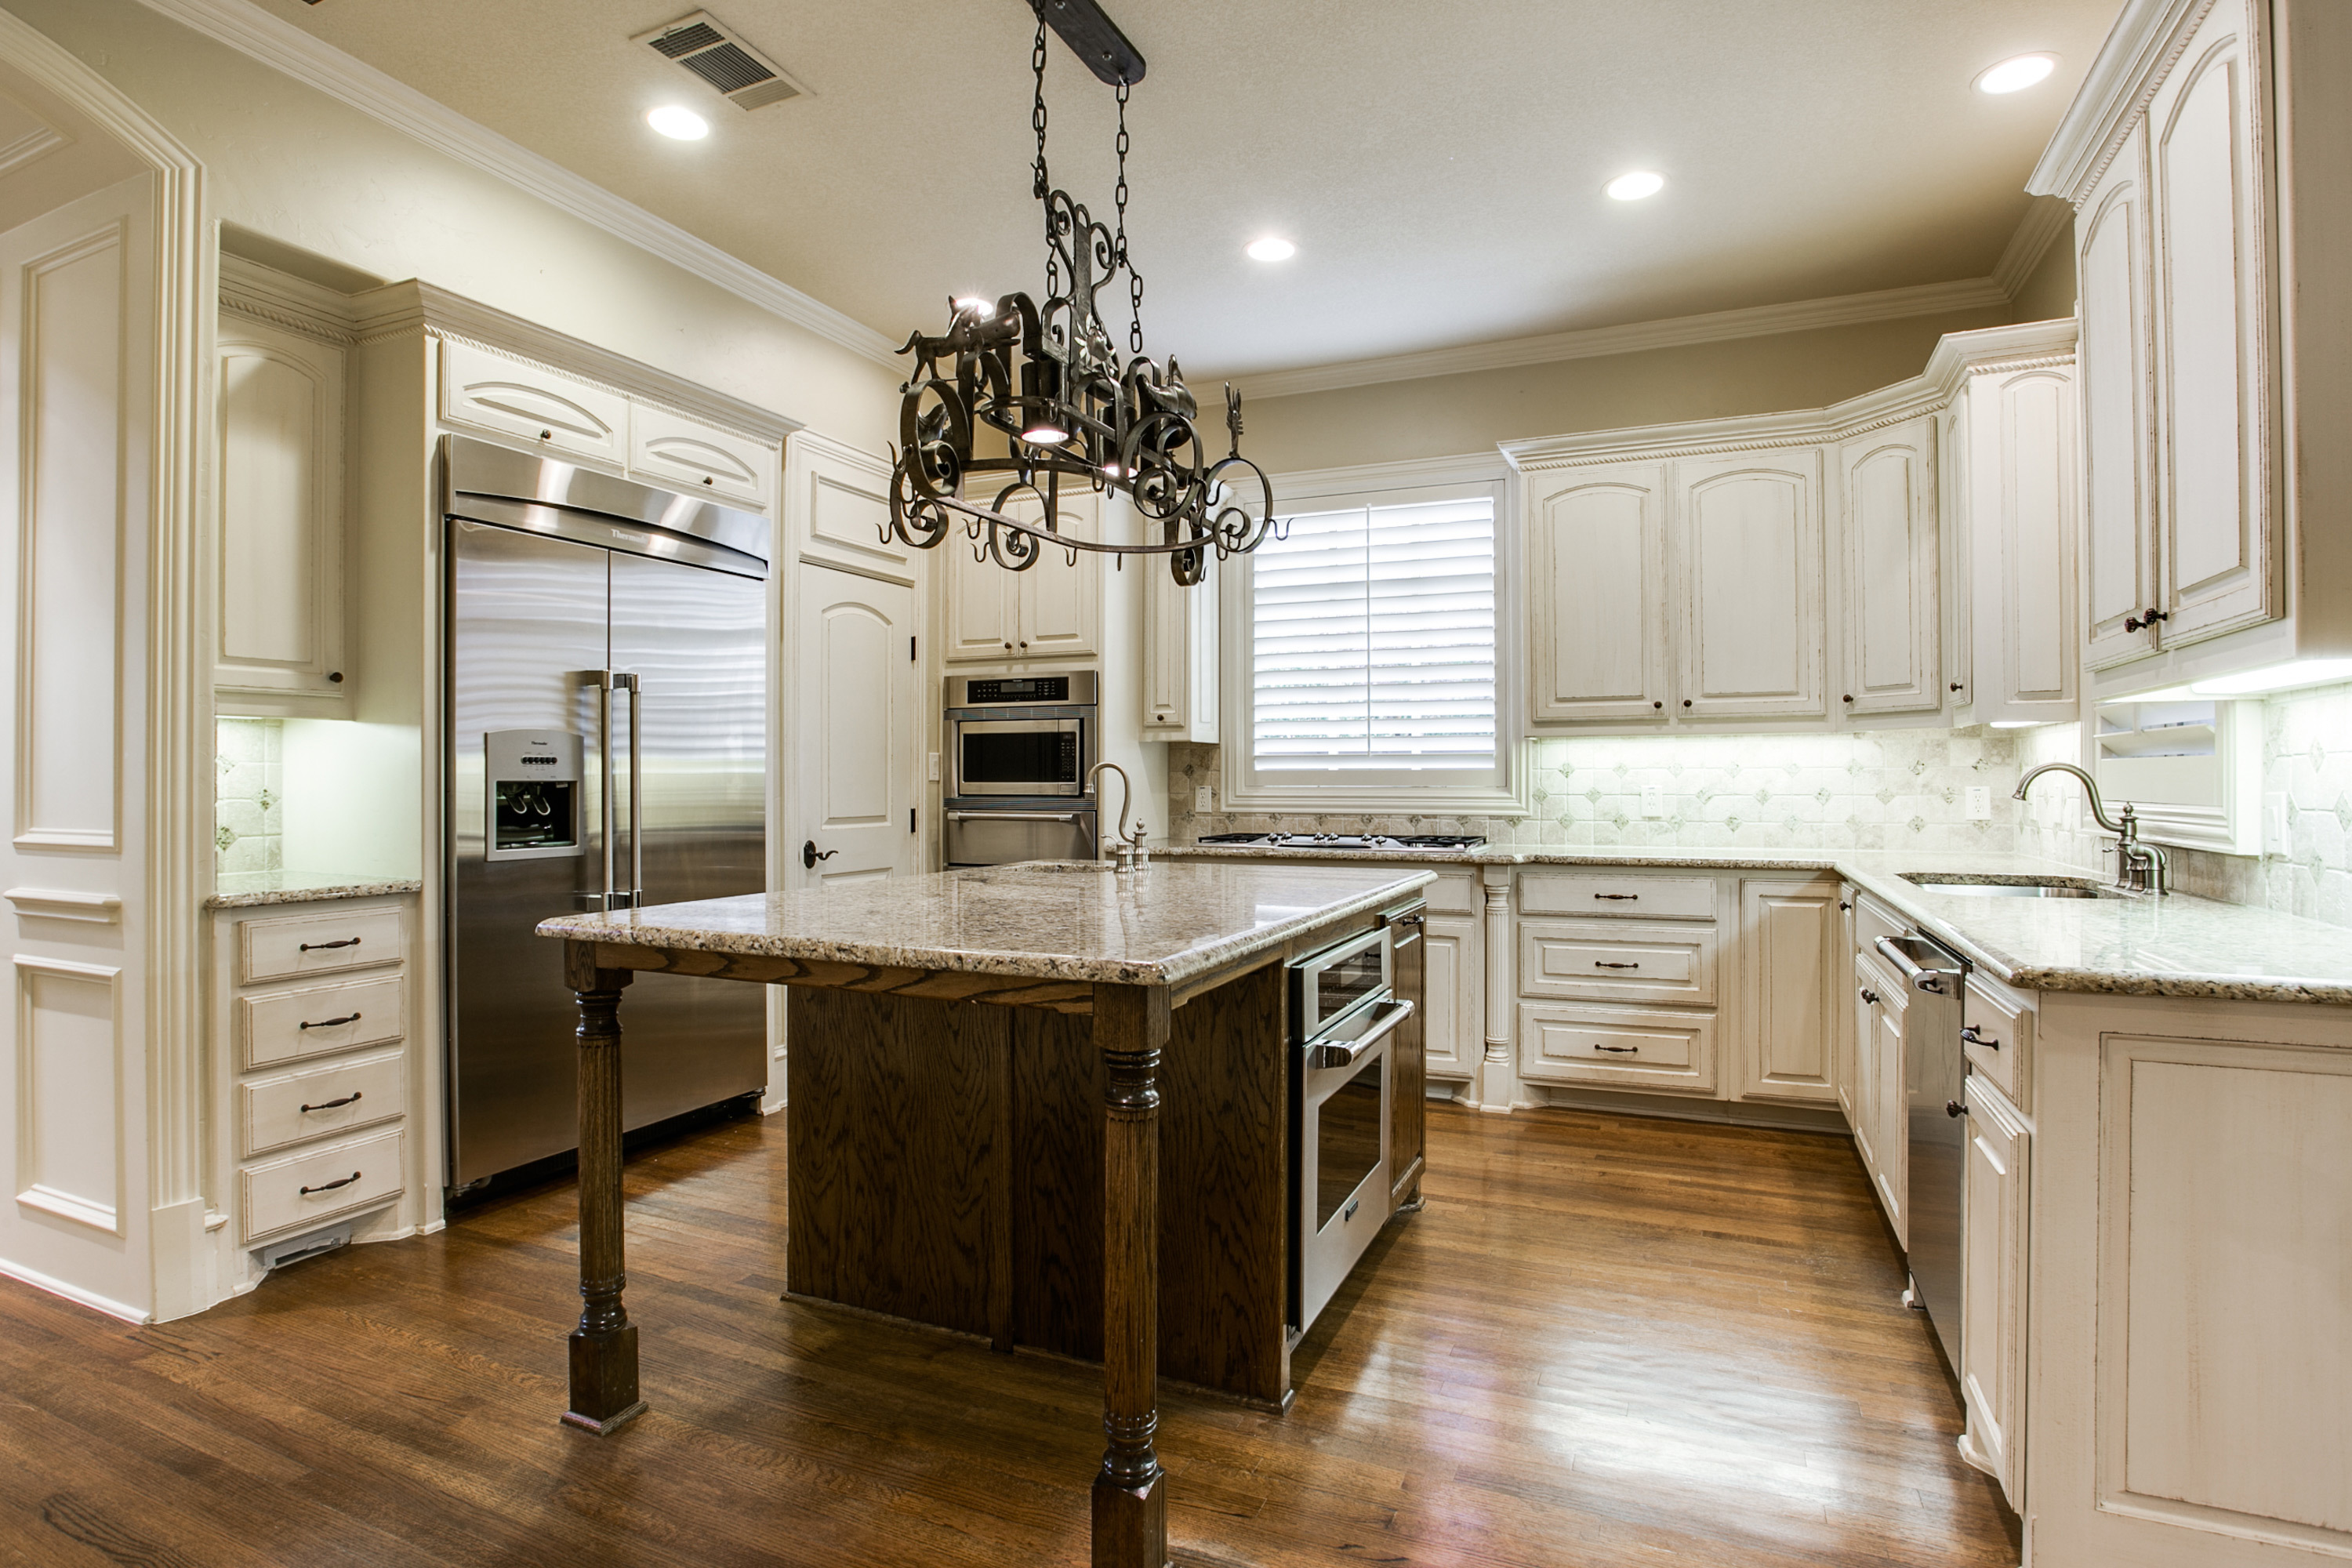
1030,15,1057,300
1114,79,1142,354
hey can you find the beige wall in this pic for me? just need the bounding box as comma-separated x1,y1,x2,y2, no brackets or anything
1239,305,2016,474
9,0,898,447
2008,220,2079,325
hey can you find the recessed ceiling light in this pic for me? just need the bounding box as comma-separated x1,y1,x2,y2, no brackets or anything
1974,53,2057,94
646,105,710,140
1246,237,1296,263
1605,170,1665,201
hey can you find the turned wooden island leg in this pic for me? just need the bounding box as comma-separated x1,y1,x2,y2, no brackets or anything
563,942,644,1436
1093,984,1171,1568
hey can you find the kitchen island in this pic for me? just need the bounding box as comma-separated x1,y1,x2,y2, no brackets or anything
536,858,1435,1568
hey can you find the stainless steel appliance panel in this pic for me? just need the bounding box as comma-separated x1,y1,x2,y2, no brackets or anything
1290,923,1410,1334
445,433,769,573
449,522,611,1185
1882,930,1968,1370
606,550,768,1128
943,807,1097,867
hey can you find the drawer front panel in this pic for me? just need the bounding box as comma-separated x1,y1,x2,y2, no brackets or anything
1521,872,1717,921
1421,871,1479,917
240,1127,405,1243
1519,919,1717,1004
241,1049,405,1158
1518,1001,1716,1094
240,906,405,984
1963,974,2033,1112
1854,893,1908,963
630,405,773,510
241,975,407,1069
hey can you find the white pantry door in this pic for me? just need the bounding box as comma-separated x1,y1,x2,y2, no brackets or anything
793,564,920,887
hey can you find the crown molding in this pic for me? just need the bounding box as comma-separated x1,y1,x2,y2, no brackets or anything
132,0,898,370
1991,194,2074,297
2027,0,2207,201
1501,318,2078,473
1229,276,2012,402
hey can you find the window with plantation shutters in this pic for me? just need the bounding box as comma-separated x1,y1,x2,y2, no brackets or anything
1250,494,1497,775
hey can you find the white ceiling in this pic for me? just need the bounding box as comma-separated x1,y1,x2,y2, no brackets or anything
250,0,2118,379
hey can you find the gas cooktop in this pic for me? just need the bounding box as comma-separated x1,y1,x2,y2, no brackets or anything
1196,832,1486,852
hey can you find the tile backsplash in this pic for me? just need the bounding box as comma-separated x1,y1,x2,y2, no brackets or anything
2016,679,2352,929
216,717,284,875
1168,728,2026,853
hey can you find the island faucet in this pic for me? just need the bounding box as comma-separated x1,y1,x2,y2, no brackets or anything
1084,760,1149,873
2013,762,2169,895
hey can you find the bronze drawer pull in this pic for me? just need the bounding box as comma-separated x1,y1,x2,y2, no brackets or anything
300,1171,362,1196
299,1012,361,1031
1961,1024,2000,1051
299,1091,363,1113
1592,1044,1640,1054
299,938,361,952
1593,960,1640,969
1592,893,1639,901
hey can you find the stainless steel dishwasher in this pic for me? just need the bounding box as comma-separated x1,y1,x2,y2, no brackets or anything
1873,929,1969,1370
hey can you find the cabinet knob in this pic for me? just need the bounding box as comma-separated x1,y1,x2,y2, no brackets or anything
1018,641,1028,649
538,429,553,441
2123,606,2172,633
1842,694,1853,704
1652,700,1663,710
1950,682,1963,692
1946,1099,1968,1119
1682,699,1692,708
327,671,344,684
1859,987,1880,1005
1003,641,1012,650
1838,901,1851,912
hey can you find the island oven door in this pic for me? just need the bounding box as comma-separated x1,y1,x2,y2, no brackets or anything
1291,943,1416,1334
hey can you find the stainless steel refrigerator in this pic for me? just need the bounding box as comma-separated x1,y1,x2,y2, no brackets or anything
444,435,768,1191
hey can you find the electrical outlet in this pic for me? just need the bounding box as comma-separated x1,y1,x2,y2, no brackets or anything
1641,786,1666,819
2267,791,2289,848
927,751,940,782
1965,786,1992,820
1194,786,1214,812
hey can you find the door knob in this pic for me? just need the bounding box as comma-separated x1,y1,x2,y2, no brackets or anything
801,840,838,869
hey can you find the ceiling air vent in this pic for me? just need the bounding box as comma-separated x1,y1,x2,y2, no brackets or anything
634,11,807,111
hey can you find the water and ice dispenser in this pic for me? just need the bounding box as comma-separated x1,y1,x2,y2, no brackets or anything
485,729,583,862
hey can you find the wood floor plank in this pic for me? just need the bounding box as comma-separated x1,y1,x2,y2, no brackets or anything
0,1103,2016,1566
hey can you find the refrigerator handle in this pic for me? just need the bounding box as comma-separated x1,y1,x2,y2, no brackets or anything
621,672,643,907
594,671,618,911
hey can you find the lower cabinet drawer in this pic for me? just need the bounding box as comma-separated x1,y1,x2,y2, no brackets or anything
1520,872,1717,921
241,1127,405,1243
1517,1001,1717,1095
1519,918,1716,1004
241,1049,405,1158
241,906,405,984
241,974,406,1069
1963,974,2033,1112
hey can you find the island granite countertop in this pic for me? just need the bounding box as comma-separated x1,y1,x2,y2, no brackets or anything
1155,844,2352,1007
535,859,1436,989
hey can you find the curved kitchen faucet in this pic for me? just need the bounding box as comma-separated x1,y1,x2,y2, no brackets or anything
2013,762,2169,895
1084,760,1149,873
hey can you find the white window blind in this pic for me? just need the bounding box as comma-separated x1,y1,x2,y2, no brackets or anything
1250,495,1497,771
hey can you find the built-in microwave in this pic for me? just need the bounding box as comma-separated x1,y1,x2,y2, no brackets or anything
944,672,1097,799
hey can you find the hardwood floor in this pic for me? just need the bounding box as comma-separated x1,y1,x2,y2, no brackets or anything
0,1104,2017,1566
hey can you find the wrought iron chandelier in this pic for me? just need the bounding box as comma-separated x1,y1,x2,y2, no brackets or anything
882,0,1278,587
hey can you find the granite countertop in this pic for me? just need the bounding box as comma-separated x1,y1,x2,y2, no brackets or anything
206,871,424,909
535,860,1437,988
1153,844,2352,1006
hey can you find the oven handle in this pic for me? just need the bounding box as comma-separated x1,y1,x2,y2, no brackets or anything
1308,998,1415,1070
945,810,1089,823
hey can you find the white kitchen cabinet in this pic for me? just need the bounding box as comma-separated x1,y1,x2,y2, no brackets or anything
943,489,1099,663
1525,461,1671,723
1944,327,2080,725
2146,0,2277,648
1838,417,1940,715
630,403,775,512
1958,1072,2029,1511
438,336,629,468
1935,405,1974,708
1674,450,1826,721
1852,950,1906,1244
786,432,918,586
2078,122,2160,671
1420,910,1481,1082
1737,879,1840,1104
1517,999,1718,1096
1141,554,1217,740
216,311,350,714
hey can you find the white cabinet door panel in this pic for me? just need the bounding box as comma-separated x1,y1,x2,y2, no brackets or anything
630,403,774,511
2079,128,2160,670
1675,452,1825,720
795,566,920,884
1420,913,1479,1080
1840,418,1940,715
438,337,627,466
2149,0,2276,646
1526,462,1669,722
1739,880,1838,1104
1958,1075,2028,1508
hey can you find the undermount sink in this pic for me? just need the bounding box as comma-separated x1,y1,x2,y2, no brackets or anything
1900,874,2124,900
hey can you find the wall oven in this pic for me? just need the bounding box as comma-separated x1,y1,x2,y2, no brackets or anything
943,672,1099,866
1290,923,1415,1334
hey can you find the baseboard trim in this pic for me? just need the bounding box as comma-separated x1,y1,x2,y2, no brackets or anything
0,1255,150,1323
1532,1086,1853,1135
